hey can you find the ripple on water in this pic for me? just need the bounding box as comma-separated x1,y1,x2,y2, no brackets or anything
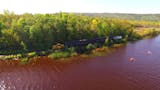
0,36,160,90
0,64,60,90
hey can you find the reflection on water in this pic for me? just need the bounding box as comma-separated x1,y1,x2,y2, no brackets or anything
0,36,160,90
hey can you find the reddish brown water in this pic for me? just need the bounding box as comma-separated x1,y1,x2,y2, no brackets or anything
1,36,160,90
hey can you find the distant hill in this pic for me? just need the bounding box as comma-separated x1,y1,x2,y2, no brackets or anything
77,13,160,21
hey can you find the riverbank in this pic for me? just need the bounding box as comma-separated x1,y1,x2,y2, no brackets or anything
1,32,160,90
0,27,160,63
0,45,125,67
0,43,126,63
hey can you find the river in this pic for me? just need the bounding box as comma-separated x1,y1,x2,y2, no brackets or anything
0,36,160,90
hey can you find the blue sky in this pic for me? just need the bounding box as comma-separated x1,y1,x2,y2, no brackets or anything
0,0,159,14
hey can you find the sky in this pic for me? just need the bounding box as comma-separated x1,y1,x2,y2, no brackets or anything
0,0,160,14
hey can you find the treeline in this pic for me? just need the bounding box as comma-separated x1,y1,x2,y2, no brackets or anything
0,11,137,54
81,13,160,22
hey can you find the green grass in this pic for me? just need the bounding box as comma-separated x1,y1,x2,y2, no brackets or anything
48,47,78,59
48,51,71,59
135,28,160,38
20,57,29,64
27,52,37,58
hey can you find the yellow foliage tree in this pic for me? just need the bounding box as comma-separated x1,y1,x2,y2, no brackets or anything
91,19,98,31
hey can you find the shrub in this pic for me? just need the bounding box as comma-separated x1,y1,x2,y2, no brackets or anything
49,51,70,59
150,29,160,36
16,53,22,58
67,47,75,53
27,52,37,58
86,43,96,52
21,57,29,64
104,38,109,46
52,43,64,50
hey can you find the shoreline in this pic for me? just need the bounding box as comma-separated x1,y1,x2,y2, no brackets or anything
0,27,160,63
0,43,125,63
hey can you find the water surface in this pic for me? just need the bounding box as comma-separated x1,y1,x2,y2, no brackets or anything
1,36,160,90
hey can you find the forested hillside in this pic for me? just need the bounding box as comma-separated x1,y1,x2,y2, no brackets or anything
80,13,160,21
